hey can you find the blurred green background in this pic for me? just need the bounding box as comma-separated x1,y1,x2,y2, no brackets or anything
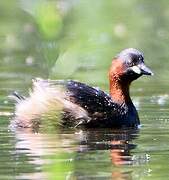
1,0,169,95
0,0,165,84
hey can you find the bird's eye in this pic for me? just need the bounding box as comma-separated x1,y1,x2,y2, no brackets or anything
128,60,135,67
139,56,143,61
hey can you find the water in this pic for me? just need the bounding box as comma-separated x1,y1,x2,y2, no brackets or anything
1,0,169,179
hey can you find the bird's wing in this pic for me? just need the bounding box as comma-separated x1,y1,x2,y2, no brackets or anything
65,80,115,114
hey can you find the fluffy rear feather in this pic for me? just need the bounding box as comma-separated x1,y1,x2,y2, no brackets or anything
11,78,90,129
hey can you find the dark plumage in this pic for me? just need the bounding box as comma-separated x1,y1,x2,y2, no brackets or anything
64,80,139,128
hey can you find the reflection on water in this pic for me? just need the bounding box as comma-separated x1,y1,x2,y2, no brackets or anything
77,129,139,165
13,129,76,179
12,128,150,179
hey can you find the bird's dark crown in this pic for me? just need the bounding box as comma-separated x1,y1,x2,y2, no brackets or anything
116,48,144,66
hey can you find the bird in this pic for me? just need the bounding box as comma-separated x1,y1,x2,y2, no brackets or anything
10,48,153,129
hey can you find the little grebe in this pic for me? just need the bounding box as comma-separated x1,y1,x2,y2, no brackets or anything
11,48,153,129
